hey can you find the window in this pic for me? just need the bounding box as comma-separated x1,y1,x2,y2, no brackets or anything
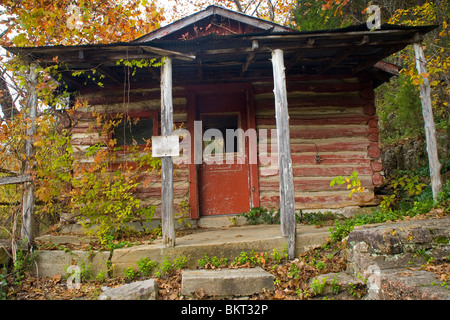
112,112,158,147
202,114,239,154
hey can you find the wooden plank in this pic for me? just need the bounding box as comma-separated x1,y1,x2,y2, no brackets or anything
256,115,374,126
160,57,176,248
0,175,31,186
22,65,38,246
291,166,373,177
413,43,442,199
290,141,371,153
289,126,371,139
271,49,296,259
246,85,260,209
253,82,363,95
259,176,373,192
259,191,376,210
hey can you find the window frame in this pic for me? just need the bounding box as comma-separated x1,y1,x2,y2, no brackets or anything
108,111,159,151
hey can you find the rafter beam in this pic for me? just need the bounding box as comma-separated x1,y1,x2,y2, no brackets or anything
286,52,306,72
353,45,401,74
318,46,357,75
96,65,121,84
241,52,255,75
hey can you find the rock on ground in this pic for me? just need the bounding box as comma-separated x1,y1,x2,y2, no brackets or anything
375,269,450,300
98,279,158,300
346,217,450,300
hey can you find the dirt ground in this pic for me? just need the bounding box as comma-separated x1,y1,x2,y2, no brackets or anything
3,210,449,300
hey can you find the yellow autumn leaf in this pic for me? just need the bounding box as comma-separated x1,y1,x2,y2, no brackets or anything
33,140,44,148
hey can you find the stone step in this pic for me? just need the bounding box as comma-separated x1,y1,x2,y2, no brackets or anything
32,224,330,278
308,271,365,297
181,267,274,297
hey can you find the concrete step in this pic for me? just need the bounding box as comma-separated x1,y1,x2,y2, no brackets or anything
181,267,274,297
33,224,330,278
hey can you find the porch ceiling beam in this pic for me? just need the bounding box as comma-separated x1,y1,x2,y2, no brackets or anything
95,65,121,84
317,35,369,75
271,49,296,260
317,46,358,75
242,28,427,41
36,45,195,64
58,71,85,89
285,52,306,73
139,46,196,61
200,37,415,56
352,45,402,74
241,52,255,75
197,57,203,80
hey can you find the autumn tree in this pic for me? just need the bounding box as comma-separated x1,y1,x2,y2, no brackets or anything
319,0,449,188
0,0,166,248
169,0,296,25
0,0,165,46
291,0,351,31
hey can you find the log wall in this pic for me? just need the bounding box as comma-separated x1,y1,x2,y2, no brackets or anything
71,86,190,219
71,74,382,218
254,75,382,210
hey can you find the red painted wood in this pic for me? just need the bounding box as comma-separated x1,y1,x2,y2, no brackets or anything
371,160,383,172
372,173,384,186
254,97,372,109
252,82,363,95
289,141,370,153
290,154,371,165
367,143,381,158
257,115,373,126
259,177,373,192
291,166,374,177
259,192,376,208
196,90,251,216
289,127,370,139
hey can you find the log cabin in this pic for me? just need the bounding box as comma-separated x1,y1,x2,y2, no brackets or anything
5,5,435,252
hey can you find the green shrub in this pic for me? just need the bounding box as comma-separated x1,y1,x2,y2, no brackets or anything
239,207,280,225
154,256,187,278
137,257,157,277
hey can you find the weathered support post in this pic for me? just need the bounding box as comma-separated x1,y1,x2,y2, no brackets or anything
161,57,176,247
21,65,38,246
271,49,296,259
413,42,442,200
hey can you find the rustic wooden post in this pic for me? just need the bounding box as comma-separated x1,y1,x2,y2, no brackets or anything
413,43,442,200
271,49,296,259
21,64,38,246
161,57,176,247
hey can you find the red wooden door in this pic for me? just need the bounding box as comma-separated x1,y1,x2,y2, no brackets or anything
197,91,251,216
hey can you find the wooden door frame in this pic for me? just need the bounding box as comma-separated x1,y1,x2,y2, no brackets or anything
186,83,260,219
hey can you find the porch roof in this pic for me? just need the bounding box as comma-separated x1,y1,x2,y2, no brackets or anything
4,5,436,91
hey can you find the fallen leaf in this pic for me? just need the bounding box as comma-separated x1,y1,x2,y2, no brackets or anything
52,274,62,283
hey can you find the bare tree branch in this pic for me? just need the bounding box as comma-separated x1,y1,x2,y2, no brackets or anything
232,0,244,12
0,70,19,121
